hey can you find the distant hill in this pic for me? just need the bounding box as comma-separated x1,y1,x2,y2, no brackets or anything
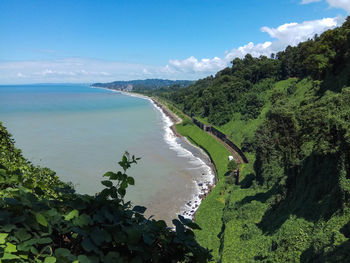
91,79,194,91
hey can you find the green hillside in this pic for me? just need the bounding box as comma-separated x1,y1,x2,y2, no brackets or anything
91,79,194,91
146,17,350,262
2,12,350,263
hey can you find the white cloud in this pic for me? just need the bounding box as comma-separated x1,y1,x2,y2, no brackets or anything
169,56,227,73
166,16,343,76
16,72,26,78
301,0,350,13
0,58,199,84
327,0,350,12
301,0,322,4
0,16,346,83
261,17,342,47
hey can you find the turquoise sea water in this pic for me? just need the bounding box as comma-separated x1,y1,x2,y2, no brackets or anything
0,84,214,223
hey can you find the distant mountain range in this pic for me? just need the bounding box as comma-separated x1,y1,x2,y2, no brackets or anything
91,79,194,91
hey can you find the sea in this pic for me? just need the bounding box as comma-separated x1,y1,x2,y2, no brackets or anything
0,84,214,224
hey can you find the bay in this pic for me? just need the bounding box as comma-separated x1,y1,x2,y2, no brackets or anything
0,84,214,223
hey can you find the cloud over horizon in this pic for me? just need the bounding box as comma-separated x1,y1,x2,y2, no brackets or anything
0,58,202,84
0,14,346,84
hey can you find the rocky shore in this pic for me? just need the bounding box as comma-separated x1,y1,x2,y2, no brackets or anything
151,99,183,138
148,97,218,220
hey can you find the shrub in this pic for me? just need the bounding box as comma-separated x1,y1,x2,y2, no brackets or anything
227,160,237,172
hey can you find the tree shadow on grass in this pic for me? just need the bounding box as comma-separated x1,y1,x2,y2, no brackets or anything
257,152,344,235
300,230,350,262
317,64,350,96
299,221,350,262
236,182,278,207
239,173,255,188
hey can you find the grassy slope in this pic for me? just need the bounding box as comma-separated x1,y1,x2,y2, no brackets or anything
175,122,231,261
162,78,327,262
175,78,315,262
175,120,268,262
218,78,338,262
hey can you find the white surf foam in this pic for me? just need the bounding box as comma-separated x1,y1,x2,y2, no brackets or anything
92,87,216,220
149,100,215,220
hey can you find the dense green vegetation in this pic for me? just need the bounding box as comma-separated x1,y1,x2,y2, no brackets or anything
91,79,193,92
2,13,350,263
145,17,350,262
0,123,211,262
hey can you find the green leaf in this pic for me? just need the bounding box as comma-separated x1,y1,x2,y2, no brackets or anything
109,173,119,180
184,221,201,230
117,188,126,196
14,229,31,242
77,255,91,263
38,237,52,244
103,171,114,177
1,224,16,232
125,227,141,245
2,252,20,260
104,252,120,263
5,242,17,253
103,171,119,180
78,255,99,263
74,214,92,227
44,257,57,263
90,227,105,246
55,248,75,261
120,180,128,189
132,206,146,214
30,246,39,255
81,237,97,253
155,220,167,229
143,233,155,245
65,209,79,221
0,233,8,244
178,215,201,230
35,213,48,227
17,238,37,252
127,177,135,185
19,254,28,260
101,180,113,187
173,219,185,240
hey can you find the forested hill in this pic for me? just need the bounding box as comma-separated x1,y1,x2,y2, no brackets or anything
143,17,350,261
91,79,194,91
150,16,350,126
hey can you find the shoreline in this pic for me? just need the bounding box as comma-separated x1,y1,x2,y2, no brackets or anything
148,97,217,219
92,86,217,220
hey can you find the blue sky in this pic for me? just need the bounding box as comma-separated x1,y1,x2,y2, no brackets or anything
0,0,348,83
